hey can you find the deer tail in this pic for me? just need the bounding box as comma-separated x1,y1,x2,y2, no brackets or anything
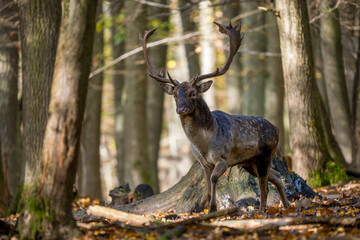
275,144,283,160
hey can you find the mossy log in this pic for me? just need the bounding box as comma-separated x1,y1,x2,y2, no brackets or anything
111,156,317,214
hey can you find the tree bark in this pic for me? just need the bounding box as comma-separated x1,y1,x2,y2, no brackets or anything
199,0,216,109
352,37,360,171
240,2,266,117
179,0,201,79
275,0,346,183
18,0,62,202
110,1,126,185
122,0,149,187
17,0,98,238
78,0,103,200
146,0,169,194
222,1,242,114
0,0,21,208
0,150,8,215
319,0,352,165
340,0,358,107
264,13,285,149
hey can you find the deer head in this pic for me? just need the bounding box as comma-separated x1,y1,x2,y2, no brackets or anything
139,21,243,116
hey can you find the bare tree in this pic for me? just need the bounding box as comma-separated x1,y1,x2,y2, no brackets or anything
275,0,346,183
352,38,360,171
122,0,150,187
240,1,266,117
265,12,285,149
146,0,170,193
111,0,126,185
0,153,8,215
199,0,216,109
17,0,98,238
179,0,201,78
0,0,21,208
222,1,242,114
17,0,61,211
319,0,352,165
78,0,104,199
340,0,358,106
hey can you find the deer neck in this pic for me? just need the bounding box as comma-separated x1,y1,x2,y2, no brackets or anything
179,97,215,152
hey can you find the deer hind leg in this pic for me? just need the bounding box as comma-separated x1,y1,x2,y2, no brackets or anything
209,159,227,212
256,155,272,212
268,168,290,208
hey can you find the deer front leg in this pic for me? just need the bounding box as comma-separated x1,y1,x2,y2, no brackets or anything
209,159,227,212
203,167,212,208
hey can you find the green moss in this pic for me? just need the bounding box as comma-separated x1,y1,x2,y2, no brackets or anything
308,160,348,187
17,196,55,240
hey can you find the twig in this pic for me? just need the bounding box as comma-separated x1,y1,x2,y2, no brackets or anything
204,216,360,230
135,0,170,9
309,0,342,24
89,31,200,79
231,9,261,23
154,207,239,229
239,49,281,57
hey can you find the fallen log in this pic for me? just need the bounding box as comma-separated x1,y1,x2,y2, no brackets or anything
86,205,158,227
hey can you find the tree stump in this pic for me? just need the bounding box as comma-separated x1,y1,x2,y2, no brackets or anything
111,155,318,214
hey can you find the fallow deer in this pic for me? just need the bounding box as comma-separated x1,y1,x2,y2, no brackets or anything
139,21,289,212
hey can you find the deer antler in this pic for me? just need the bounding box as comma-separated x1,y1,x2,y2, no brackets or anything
190,21,243,86
139,28,179,86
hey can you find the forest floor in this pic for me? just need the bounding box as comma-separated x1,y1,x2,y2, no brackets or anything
1,181,360,239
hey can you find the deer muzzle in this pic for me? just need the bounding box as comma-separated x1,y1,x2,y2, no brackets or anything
176,106,193,115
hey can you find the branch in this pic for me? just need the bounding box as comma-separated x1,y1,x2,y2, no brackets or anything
135,0,170,9
309,0,342,24
89,31,200,79
204,216,360,230
87,205,159,227
155,207,239,229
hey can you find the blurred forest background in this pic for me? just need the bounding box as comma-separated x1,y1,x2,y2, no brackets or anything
0,0,360,210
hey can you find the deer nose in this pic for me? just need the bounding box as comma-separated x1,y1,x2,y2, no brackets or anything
176,107,187,115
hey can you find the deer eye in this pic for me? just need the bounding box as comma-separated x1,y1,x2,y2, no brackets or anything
190,92,196,98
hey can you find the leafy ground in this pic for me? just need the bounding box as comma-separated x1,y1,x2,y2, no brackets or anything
1,181,360,239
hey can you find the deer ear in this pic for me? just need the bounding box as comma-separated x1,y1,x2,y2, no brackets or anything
198,80,213,93
159,83,174,95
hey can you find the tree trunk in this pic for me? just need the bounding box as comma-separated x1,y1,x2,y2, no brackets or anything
275,0,347,184
110,1,126,185
319,0,352,165
340,1,358,108
179,0,201,79
17,0,98,238
122,0,149,187
0,149,8,215
310,23,329,113
112,156,316,214
199,0,216,109
240,2,266,117
352,37,360,171
18,0,62,203
0,0,21,208
222,2,242,114
146,0,169,194
264,13,285,149
78,0,103,199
